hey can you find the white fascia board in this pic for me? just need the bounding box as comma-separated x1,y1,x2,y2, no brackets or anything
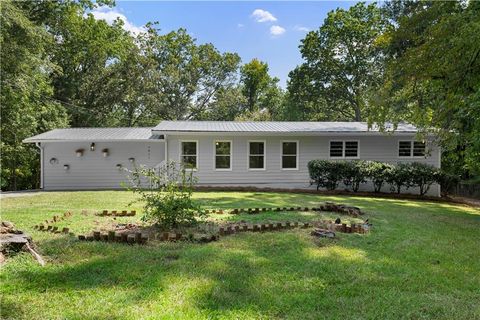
23,139,165,143
152,130,420,137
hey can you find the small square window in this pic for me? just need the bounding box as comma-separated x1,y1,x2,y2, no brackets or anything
345,141,358,158
413,141,426,157
399,141,412,157
330,141,343,158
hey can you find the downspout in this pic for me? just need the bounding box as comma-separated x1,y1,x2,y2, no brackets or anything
164,135,168,183
35,142,44,189
164,134,168,164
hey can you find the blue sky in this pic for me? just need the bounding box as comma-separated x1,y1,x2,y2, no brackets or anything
91,1,359,88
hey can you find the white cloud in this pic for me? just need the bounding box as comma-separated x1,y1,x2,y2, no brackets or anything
251,9,277,23
294,25,310,32
237,23,244,28
270,25,286,36
89,7,145,35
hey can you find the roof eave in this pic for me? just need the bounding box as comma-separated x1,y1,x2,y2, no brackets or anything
151,130,421,136
23,138,165,143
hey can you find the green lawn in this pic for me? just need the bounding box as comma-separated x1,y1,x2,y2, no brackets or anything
1,191,479,319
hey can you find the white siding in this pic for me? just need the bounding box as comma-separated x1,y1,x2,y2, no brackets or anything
167,134,441,196
42,141,164,190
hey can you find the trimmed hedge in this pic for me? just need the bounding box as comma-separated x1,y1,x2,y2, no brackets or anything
308,160,443,196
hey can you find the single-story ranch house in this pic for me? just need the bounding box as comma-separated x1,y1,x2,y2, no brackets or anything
24,121,441,196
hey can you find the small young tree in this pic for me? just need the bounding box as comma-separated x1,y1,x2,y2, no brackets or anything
409,162,439,196
364,161,395,193
126,161,203,228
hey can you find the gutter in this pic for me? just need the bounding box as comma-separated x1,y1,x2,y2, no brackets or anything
150,131,424,137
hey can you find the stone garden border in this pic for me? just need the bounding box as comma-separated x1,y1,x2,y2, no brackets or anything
205,202,364,217
33,211,73,232
32,202,368,246
96,210,136,217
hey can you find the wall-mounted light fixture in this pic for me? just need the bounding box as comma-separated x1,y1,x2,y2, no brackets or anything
116,164,123,170
49,158,58,165
90,143,96,151
128,157,135,163
75,149,85,157
102,148,109,157
63,164,70,171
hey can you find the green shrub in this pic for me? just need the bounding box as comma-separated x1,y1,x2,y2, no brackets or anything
436,171,460,194
364,161,395,193
409,162,439,196
341,160,368,192
126,161,203,228
308,160,343,190
385,163,414,194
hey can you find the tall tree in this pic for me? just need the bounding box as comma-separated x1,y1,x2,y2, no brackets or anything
1,0,68,190
49,6,135,127
138,27,241,121
370,1,480,176
287,2,388,121
240,59,271,112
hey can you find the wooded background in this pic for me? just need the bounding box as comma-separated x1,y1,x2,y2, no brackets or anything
1,0,479,191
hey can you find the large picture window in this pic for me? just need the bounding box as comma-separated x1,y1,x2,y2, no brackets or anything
180,141,197,169
215,141,231,170
399,141,426,157
249,141,265,170
282,141,298,169
330,141,359,158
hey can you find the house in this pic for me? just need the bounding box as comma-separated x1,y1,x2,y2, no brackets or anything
24,121,441,196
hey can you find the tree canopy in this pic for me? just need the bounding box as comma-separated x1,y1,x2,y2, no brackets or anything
287,2,387,121
1,0,478,190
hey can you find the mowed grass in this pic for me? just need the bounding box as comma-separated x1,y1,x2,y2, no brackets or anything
1,191,479,320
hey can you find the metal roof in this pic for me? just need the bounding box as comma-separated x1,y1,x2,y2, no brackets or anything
153,121,419,133
23,127,163,142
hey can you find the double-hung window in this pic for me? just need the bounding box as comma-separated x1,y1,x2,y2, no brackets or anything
215,141,231,170
282,141,298,169
398,141,426,157
249,141,265,170
329,141,359,158
180,141,198,170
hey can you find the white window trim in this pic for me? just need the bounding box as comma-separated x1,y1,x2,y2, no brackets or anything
248,140,266,171
329,140,360,159
398,140,427,159
280,140,299,170
213,140,232,171
179,140,198,171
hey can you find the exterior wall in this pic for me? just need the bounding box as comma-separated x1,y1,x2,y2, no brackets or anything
42,141,164,190
166,134,441,196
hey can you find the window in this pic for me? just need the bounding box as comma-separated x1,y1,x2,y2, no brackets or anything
249,141,265,169
399,141,412,157
399,141,426,158
215,141,231,170
180,141,197,169
330,141,343,158
413,141,426,157
345,141,359,158
282,141,298,169
330,141,359,158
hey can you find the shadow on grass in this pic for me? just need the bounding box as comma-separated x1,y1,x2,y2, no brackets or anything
4,231,374,318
